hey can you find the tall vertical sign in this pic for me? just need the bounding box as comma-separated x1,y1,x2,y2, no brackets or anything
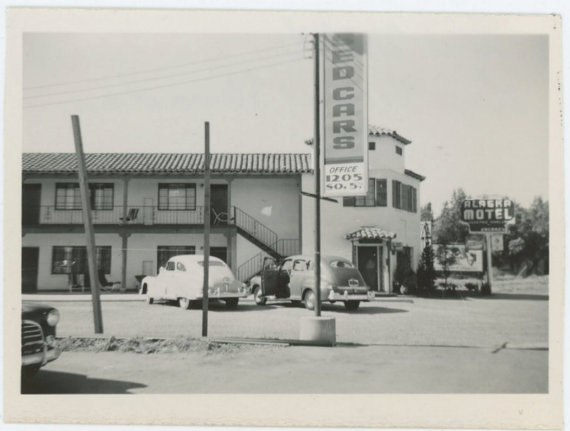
323,33,368,197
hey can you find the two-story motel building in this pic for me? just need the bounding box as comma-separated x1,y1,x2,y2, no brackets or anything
21,126,424,294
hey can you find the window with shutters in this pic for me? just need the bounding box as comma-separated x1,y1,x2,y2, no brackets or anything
55,183,114,210
158,184,196,210
157,245,196,271
343,178,387,207
52,246,111,274
392,180,417,213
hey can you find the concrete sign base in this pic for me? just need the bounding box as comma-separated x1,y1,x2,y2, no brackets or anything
299,316,336,346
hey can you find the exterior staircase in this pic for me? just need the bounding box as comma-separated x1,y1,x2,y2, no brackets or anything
231,207,300,281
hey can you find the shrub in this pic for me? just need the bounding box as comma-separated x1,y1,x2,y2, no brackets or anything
480,282,492,296
417,245,437,294
394,256,416,294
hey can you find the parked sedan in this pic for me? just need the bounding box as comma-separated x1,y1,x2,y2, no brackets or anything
141,255,249,309
249,255,375,311
21,303,61,377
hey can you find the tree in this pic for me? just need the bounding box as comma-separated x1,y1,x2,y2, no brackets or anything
421,202,434,222
417,244,437,294
432,189,470,244
504,197,549,275
435,242,457,290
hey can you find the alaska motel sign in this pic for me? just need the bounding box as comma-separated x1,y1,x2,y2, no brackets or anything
461,198,514,293
461,198,514,233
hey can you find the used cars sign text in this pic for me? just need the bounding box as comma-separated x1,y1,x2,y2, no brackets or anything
323,33,368,197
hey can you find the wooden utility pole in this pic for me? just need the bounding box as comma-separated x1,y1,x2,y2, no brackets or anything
485,233,493,293
71,115,103,334
202,122,211,337
313,33,322,317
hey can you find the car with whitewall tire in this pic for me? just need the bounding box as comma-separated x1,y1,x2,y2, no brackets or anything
141,255,249,309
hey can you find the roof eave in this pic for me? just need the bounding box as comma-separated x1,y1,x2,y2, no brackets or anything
404,169,426,182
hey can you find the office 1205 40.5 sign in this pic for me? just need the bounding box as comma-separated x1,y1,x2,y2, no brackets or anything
324,164,365,194
461,199,514,233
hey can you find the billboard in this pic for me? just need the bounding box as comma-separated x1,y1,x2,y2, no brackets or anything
461,199,514,233
433,244,484,273
322,33,368,197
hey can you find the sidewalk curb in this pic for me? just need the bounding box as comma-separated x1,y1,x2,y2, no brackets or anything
23,294,145,302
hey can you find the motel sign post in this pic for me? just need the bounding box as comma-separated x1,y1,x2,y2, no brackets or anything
461,199,514,292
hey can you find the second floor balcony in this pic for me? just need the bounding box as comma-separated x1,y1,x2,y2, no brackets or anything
22,205,230,227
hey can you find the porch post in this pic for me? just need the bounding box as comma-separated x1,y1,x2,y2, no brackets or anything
121,178,130,290
120,232,130,292
387,239,392,294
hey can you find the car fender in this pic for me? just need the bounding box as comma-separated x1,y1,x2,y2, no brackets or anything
142,276,161,298
301,279,332,302
249,275,261,287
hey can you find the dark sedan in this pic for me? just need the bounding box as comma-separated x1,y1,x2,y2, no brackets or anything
22,303,61,377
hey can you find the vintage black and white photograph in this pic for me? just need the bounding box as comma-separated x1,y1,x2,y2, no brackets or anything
4,7,564,429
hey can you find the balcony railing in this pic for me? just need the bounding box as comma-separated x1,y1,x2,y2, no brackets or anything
22,205,214,226
236,238,300,282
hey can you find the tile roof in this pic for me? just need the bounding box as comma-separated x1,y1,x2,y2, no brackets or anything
22,153,313,175
368,125,412,145
345,226,397,241
304,125,412,147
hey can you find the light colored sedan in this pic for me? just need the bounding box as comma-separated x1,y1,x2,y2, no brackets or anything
141,255,249,309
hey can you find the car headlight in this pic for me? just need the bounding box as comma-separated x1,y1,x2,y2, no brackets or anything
46,309,60,327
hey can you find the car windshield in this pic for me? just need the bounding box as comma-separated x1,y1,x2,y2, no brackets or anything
197,261,226,267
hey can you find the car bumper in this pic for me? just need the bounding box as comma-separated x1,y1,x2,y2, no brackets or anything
22,345,60,367
327,291,375,301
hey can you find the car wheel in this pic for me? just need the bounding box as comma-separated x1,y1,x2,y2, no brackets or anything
304,290,316,311
178,297,191,310
225,298,239,309
253,286,266,306
146,295,154,305
344,300,360,311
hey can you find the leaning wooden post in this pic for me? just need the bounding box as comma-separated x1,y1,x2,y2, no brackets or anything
71,115,103,333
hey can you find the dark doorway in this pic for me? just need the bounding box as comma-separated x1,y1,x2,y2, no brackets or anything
22,247,40,293
22,184,41,226
210,247,227,263
210,185,228,225
358,246,378,291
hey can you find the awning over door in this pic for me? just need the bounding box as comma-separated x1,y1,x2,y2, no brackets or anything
345,226,397,241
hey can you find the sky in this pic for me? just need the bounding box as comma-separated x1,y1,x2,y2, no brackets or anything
22,32,549,215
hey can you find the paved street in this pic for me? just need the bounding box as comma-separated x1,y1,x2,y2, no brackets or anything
22,277,548,393
28,284,548,348
22,344,547,394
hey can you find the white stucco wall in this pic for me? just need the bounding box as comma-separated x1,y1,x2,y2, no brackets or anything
302,134,422,270
22,232,229,291
231,177,300,239
22,233,123,291
368,135,406,172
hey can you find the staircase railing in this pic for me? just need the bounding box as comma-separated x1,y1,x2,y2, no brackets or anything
236,238,300,282
232,206,279,251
